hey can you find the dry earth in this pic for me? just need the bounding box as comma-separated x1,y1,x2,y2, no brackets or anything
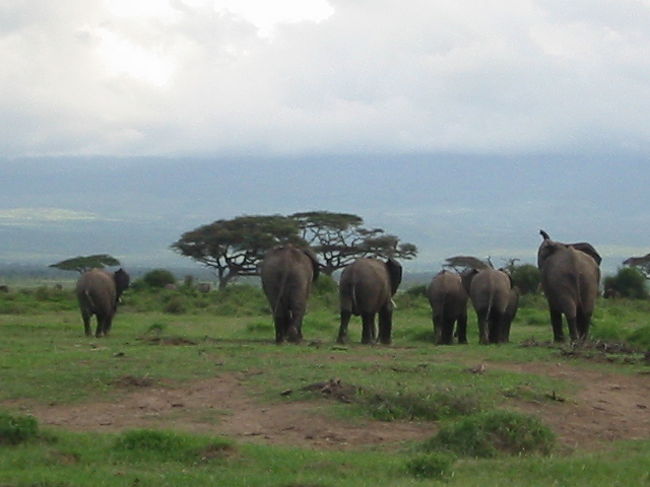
8,361,650,452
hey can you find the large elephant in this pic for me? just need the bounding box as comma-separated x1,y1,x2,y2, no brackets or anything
427,270,468,345
76,268,130,337
260,245,320,344
537,230,601,343
455,258,516,344
337,257,402,345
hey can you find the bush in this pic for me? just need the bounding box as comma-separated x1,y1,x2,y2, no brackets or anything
604,267,648,299
0,411,39,445
405,452,456,480
141,269,177,289
511,264,541,295
422,410,555,458
627,326,650,350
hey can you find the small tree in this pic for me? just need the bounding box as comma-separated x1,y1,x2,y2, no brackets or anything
291,211,417,275
623,253,650,279
171,215,304,289
49,254,120,273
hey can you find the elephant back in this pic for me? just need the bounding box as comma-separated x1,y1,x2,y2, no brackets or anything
339,258,393,314
76,269,118,313
469,269,511,313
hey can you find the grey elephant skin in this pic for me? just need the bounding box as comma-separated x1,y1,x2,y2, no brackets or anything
462,267,517,344
337,257,402,345
260,245,320,344
76,268,130,337
537,230,601,343
427,270,468,345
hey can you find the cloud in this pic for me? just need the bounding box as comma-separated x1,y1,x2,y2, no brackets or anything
0,208,100,226
1,1,650,158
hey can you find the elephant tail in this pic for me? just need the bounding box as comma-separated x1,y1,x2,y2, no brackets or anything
82,289,97,313
272,267,290,317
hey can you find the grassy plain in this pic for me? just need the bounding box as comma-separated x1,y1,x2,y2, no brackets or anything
0,281,649,486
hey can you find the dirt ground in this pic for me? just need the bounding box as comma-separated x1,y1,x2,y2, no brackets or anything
9,361,650,452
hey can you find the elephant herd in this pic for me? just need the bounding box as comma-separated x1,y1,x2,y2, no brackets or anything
75,230,602,345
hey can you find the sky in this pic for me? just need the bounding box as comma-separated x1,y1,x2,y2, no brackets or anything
2,1,650,275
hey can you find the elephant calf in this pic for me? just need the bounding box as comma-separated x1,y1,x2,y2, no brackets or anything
337,257,402,345
76,268,130,337
260,245,320,344
427,270,468,345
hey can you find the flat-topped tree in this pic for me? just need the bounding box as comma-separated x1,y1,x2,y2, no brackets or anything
49,254,121,273
171,215,305,289
291,211,417,275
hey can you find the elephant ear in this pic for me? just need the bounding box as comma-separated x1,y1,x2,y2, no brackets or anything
498,268,514,288
302,248,320,281
385,258,403,296
113,268,130,298
569,242,602,266
460,268,478,294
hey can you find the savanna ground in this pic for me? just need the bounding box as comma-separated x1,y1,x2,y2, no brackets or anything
1,279,649,486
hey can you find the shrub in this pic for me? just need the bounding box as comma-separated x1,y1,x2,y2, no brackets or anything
511,264,541,295
0,411,39,445
405,452,456,480
422,410,555,458
163,295,187,314
141,269,177,289
604,267,648,299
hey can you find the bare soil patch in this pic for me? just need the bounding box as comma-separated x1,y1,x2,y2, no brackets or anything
8,362,650,452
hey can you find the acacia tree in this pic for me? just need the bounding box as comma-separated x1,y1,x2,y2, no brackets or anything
171,215,304,289
49,254,121,273
291,211,417,275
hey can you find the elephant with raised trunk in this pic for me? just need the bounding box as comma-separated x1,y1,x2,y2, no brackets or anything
337,257,402,345
427,270,468,345
260,245,320,344
537,230,601,343
76,268,130,337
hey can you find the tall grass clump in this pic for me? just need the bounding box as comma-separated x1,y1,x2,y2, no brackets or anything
113,429,233,463
0,411,39,445
404,451,456,480
422,410,555,458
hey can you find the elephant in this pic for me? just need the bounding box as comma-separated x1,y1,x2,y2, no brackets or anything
260,245,320,344
76,268,130,337
427,270,468,345
455,258,517,344
337,257,403,345
537,230,601,343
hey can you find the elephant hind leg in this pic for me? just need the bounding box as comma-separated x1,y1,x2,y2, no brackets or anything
361,313,376,344
287,309,304,344
439,316,454,345
477,311,489,345
576,308,591,342
550,309,565,343
337,310,352,344
456,313,468,344
274,310,290,344
378,307,392,345
81,310,93,337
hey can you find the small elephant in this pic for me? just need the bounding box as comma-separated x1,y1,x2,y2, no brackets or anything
337,257,402,345
459,262,517,344
260,245,320,344
427,270,468,345
76,268,130,337
537,230,601,343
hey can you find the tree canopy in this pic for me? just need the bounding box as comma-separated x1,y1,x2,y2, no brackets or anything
171,215,305,289
172,211,418,287
623,253,650,279
291,211,417,275
49,254,121,273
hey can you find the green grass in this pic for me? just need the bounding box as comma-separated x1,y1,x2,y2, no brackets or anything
1,287,650,485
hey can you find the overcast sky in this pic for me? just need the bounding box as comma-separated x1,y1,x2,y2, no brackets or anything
2,1,650,274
